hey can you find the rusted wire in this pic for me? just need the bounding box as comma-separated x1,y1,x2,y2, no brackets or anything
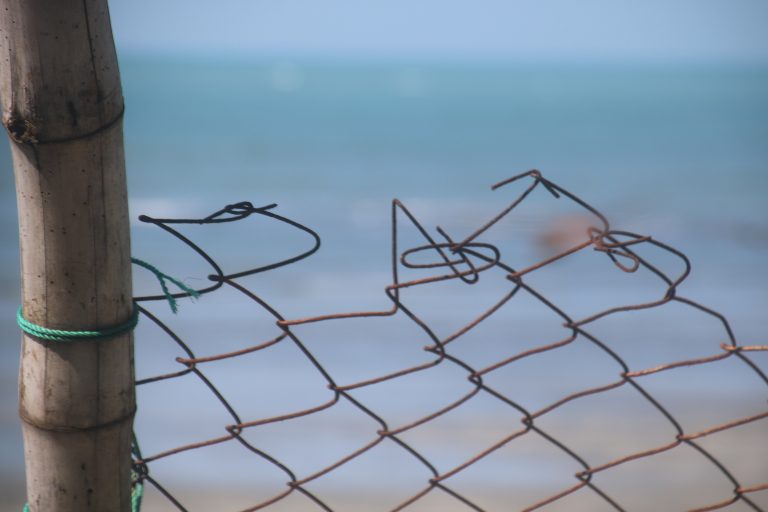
132,171,767,511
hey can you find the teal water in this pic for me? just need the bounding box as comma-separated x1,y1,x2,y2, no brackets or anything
1,56,767,508
121,57,768,201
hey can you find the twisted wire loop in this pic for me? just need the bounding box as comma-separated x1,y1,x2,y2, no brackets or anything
130,173,767,511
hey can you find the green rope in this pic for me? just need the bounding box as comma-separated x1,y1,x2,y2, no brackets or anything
131,433,145,511
131,257,200,313
16,306,139,343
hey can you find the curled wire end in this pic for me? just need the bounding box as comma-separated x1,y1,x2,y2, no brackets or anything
491,169,541,191
491,169,561,199
205,201,278,222
437,225,479,284
400,241,500,285
589,228,650,273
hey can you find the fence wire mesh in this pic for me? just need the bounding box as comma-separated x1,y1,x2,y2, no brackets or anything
130,170,767,512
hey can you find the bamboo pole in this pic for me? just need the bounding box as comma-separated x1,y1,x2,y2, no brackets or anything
0,1,134,510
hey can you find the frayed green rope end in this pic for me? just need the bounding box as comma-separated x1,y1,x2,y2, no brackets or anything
131,257,200,313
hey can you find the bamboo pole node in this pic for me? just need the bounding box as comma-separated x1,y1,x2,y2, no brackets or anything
19,407,138,433
2,105,126,146
3,114,39,144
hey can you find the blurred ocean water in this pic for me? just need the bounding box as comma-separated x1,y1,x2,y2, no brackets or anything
1,56,767,510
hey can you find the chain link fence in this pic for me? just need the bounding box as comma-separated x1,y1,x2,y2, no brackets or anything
129,170,767,511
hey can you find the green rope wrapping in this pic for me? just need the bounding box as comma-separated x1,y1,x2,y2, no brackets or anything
16,257,199,342
16,306,139,342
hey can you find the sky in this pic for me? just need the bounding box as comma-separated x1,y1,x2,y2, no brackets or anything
109,0,768,62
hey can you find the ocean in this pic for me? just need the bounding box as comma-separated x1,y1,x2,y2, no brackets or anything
1,56,766,510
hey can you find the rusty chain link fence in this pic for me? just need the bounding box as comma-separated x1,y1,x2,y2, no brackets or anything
129,170,767,511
